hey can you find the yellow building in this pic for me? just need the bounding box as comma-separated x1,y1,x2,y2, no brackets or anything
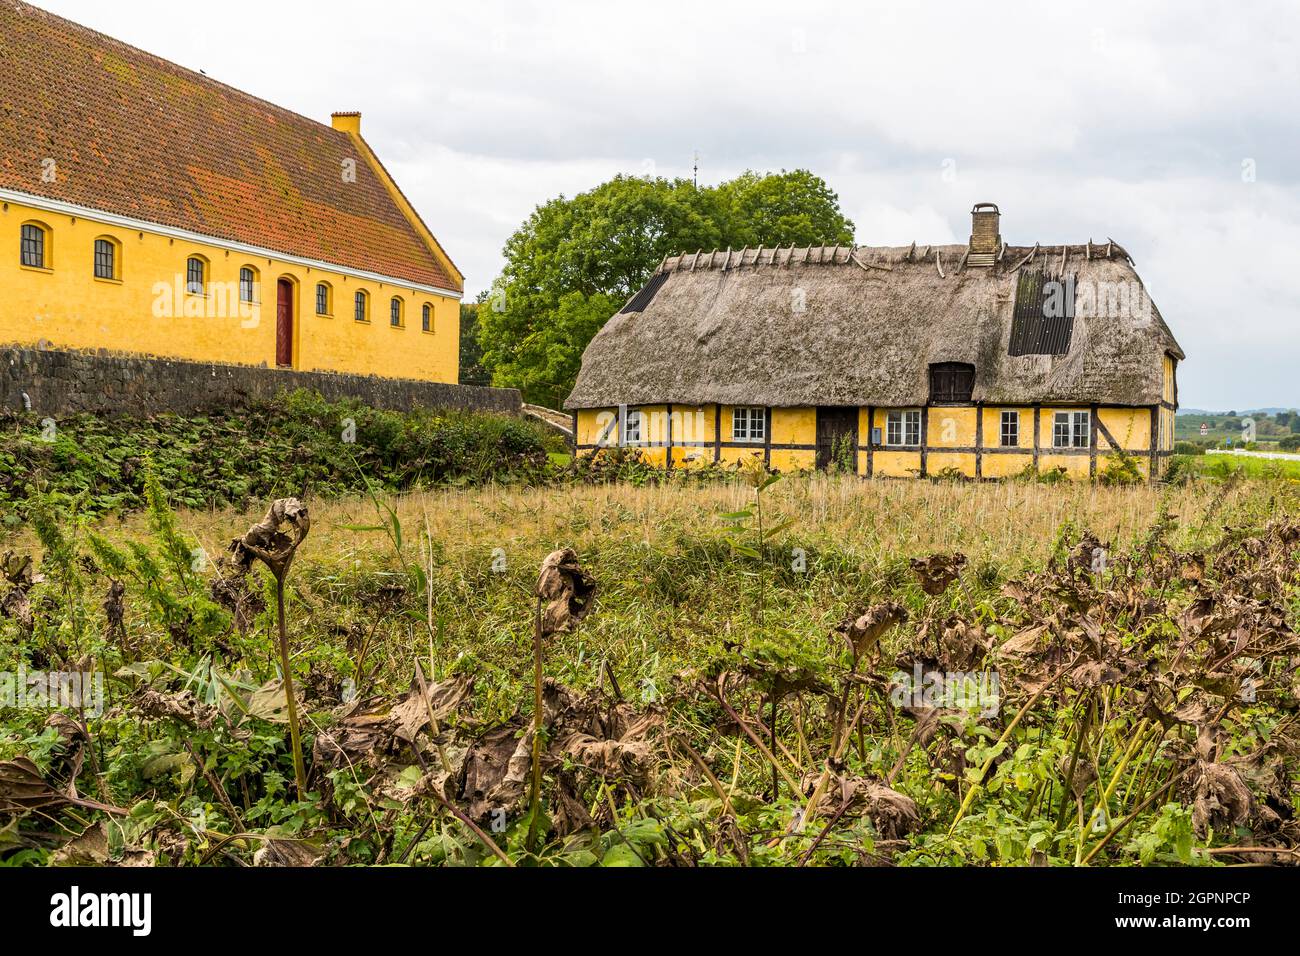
566,204,1183,481
0,1,462,381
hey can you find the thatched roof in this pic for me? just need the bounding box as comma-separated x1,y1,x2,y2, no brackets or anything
565,240,1183,410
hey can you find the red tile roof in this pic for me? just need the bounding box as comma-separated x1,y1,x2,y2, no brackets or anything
0,0,459,291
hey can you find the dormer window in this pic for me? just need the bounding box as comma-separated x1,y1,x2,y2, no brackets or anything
929,362,975,403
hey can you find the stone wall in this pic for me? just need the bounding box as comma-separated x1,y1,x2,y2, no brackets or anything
0,347,521,417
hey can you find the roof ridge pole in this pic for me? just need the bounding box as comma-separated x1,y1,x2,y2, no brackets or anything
1060,244,1068,276
690,249,702,272
786,243,796,267
1085,239,1092,261
1010,244,1038,272
935,252,945,279
907,241,916,262
754,244,763,267
1105,239,1113,259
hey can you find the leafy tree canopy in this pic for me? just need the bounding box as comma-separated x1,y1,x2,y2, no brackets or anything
476,171,855,406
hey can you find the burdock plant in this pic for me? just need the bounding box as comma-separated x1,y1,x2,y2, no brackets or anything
231,498,311,799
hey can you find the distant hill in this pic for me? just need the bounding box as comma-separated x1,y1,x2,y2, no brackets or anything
1179,407,1297,417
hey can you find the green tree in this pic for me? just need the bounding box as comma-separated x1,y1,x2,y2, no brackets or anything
712,169,856,248
458,299,490,386
478,170,855,405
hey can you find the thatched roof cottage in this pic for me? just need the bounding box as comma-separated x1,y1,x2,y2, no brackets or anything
565,204,1182,480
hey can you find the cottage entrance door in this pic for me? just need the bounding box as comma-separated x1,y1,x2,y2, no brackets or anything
815,407,858,470
276,279,294,368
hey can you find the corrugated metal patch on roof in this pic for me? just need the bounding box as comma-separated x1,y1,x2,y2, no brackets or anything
620,272,670,314
1009,270,1075,356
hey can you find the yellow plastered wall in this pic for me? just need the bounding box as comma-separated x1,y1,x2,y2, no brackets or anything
924,405,978,477
575,401,1164,480
718,405,765,467
668,405,715,468
1,199,460,382
872,451,922,477
928,407,977,447
979,406,1034,477
770,407,815,471
1097,407,1150,451
1035,408,1091,478
575,408,616,447
869,408,921,477
631,404,669,467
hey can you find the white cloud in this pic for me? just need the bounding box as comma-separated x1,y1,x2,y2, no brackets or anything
37,0,1300,408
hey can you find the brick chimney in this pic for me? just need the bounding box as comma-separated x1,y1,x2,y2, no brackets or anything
969,202,1001,261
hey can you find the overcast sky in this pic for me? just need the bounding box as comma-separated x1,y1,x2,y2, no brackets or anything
37,0,1300,410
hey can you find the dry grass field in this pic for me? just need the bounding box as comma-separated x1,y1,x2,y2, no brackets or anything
2,470,1297,867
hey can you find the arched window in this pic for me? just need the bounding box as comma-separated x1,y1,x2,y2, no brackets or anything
186,256,207,296
315,282,332,316
239,266,259,304
93,236,121,280
390,296,404,327
422,302,433,332
20,221,49,269
354,289,369,322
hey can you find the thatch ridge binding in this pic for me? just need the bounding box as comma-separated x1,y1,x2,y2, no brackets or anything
657,240,1134,276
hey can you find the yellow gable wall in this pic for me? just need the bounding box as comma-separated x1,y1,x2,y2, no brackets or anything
1,198,460,382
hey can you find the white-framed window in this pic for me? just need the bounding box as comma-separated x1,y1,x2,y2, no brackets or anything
1053,410,1091,449
623,408,642,444
1000,410,1019,447
732,406,766,442
886,410,921,446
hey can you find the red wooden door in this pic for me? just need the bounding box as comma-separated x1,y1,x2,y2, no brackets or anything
276,279,293,367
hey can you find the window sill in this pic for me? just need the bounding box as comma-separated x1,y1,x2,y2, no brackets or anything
421,329,435,335
316,312,333,318
93,276,123,285
20,264,53,274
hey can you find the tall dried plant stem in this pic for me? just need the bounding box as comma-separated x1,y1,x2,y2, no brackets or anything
275,574,307,800
526,596,545,853
232,498,311,802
